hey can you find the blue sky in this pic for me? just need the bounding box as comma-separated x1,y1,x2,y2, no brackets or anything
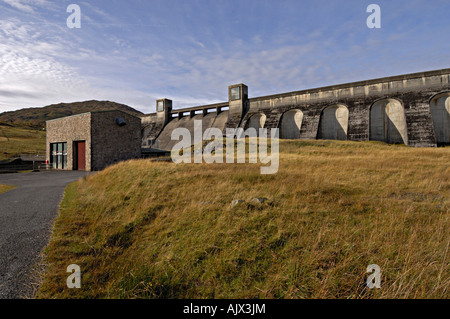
1,0,450,113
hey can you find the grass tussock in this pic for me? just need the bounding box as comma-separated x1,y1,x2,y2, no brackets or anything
37,140,449,299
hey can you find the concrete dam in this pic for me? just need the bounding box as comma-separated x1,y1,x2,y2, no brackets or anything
141,69,450,150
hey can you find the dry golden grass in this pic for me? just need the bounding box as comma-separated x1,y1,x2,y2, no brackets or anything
37,140,449,299
0,184,17,194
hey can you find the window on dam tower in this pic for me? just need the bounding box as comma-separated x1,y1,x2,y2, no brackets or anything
230,87,241,101
157,100,164,112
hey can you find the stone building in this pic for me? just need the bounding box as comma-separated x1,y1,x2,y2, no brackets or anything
46,110,141,171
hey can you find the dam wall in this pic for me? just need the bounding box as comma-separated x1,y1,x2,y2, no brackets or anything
141,69,450,150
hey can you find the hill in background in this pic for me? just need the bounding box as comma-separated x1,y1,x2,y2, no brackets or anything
0,124,46,161
0,100,144,160
0,100,144,129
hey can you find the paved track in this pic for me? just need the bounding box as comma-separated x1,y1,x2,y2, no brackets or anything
0,170,89,299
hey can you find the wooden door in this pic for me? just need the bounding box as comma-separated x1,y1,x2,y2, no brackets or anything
77,141,86,171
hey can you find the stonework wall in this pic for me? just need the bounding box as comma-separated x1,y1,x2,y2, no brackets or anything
46,113,92,170
238,69,450,147
90,111,141,171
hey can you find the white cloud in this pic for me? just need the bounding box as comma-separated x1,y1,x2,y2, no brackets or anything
2,0,52,13
188,37,205,49
0,19,82,107
0,17,156,113
3,0,33,12
79,1,120,25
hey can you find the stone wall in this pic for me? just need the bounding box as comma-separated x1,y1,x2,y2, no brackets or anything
239,69,450,147
46,113,92,170
90,111,141,171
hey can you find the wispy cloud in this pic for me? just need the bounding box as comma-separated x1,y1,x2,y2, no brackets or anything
0,17,156,112
2,0,52,13
3,0,34,13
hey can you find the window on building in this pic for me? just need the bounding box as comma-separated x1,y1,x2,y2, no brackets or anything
51,142,67,169
157,101,164,112
230,87,241,101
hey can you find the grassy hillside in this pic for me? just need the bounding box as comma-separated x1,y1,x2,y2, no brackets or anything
0,124,46,161
37,140,449,299
0,100,143,129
